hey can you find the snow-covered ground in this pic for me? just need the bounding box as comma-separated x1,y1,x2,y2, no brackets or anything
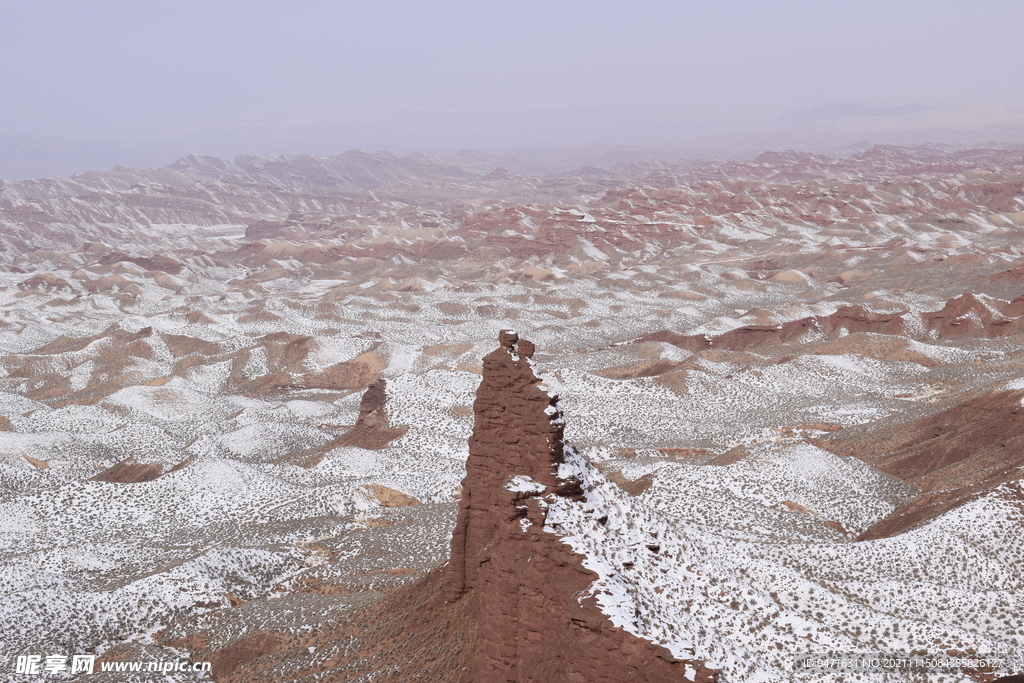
2,146,1024,680
547,448,1022,682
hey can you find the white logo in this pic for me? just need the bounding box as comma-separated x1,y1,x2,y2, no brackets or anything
15,654,95,675
15,655,41,675
71,655,97,674
43,655,67,674
14,653,210,676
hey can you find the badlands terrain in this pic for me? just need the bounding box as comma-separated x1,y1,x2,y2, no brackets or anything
1,145,1023,681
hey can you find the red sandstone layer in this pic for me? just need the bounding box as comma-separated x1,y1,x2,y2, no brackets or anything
444,331,716,682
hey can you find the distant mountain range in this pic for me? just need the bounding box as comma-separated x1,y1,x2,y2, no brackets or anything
3,102,1022,181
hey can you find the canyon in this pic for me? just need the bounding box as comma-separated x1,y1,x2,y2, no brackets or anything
1,145,1023,681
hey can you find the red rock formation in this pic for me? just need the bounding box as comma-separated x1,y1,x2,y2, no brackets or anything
96,250,183,274
332,379,408,450
636,294,1024,358
637,304,907,353
819,389,1024,539
169,334,717,682
991,674,1024,683
922,292,1024,338
286,379,409,466
298,357,380,391
91,458,165,483
445,329,562,598
91,455,195,483
990,262,1024,285
445,331,716,683
17,272,74,293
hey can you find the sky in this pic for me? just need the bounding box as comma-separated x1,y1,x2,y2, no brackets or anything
1,0,1023,177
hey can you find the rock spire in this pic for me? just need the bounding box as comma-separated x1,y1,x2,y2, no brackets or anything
445,330,716,682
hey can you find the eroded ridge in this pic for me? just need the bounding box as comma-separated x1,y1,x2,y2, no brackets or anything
445,330,716,683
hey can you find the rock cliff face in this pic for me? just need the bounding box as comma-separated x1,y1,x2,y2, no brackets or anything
445,330,563,598
163,333,717,682
445,331,716,683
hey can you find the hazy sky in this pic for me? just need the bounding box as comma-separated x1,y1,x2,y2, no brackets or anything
1,0,1022,175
